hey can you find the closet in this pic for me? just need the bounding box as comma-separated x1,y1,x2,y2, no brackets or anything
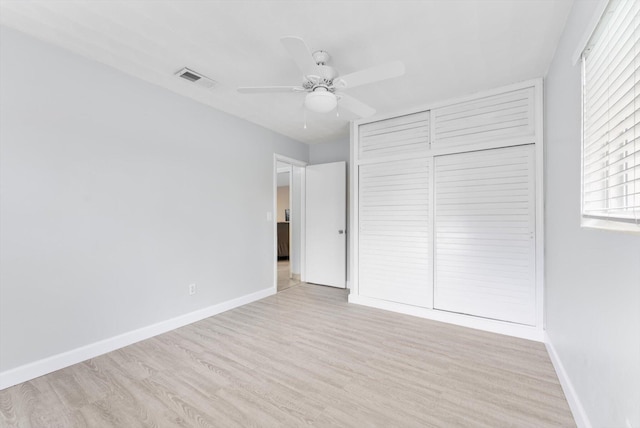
349,81,542,339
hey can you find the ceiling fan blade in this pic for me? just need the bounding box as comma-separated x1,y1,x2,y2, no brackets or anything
237,86,306,94
338,93,376,118
280,36,320,76
336,60,405,90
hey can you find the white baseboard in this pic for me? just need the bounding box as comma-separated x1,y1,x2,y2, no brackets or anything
348,294,544,342
0,287,275,390
544,333,592,428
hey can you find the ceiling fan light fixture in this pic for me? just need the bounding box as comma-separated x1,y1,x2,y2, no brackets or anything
304,89,337,113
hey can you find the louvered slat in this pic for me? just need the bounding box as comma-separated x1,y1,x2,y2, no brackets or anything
359,159,432,307
433,145,536,325
358,111,430,160
432,87,535,148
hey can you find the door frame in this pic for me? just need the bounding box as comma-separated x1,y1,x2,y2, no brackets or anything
273,154,307,292
277,164,293,278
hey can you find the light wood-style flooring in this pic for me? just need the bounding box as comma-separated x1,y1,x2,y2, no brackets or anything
0,284,575,427
277,260,300,292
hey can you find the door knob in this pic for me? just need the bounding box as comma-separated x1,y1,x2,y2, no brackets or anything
338,230,345,234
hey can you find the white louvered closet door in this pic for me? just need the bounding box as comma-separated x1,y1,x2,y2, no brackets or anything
431,87,534,149
359,159,432,307
434,145,536,325
359,111,430,159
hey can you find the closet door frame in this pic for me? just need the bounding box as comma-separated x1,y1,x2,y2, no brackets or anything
348,78,545,341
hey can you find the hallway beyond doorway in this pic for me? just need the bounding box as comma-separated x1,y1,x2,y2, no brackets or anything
278,260,301,292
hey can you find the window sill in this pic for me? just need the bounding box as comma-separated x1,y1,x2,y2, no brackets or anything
581,217,640,235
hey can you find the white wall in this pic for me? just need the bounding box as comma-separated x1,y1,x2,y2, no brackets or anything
0,26,308,373
544,2,640,427
308,137,350,164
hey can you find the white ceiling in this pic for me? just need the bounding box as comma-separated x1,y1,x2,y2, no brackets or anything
0,0,574,145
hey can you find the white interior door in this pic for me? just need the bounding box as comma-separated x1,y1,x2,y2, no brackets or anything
306,162,346,288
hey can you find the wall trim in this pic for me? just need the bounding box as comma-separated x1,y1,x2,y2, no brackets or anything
348,294,544,342
544,333,593,428
0,287,275,390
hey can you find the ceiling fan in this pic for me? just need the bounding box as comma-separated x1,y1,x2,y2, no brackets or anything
237,36,405,118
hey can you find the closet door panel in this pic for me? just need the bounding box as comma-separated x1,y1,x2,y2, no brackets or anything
359,111,430,160
358,158,432,307
433,145,536,325
432,87,534,149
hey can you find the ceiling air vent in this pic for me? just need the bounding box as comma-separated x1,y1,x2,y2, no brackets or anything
175,67,216,89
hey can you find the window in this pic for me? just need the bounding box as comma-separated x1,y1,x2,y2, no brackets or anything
581,0,639,231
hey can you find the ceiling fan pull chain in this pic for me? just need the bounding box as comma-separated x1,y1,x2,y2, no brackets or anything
304,108,307,129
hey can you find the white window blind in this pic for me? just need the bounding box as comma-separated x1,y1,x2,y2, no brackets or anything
582,0,640,226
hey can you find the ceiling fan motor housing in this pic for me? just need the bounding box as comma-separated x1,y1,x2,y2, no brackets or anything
319,65,338,81
312,50,330,65
304,50,337,85
304,66,338,88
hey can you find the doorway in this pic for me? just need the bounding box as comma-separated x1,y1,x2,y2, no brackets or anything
273,155,306,292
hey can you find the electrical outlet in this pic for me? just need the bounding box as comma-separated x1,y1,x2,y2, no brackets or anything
189,283,196,295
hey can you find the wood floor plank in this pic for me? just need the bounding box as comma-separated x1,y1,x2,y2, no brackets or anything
0,283,575,427
0,380,74,428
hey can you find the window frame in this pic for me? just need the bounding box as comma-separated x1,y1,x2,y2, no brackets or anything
579,0,640,234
